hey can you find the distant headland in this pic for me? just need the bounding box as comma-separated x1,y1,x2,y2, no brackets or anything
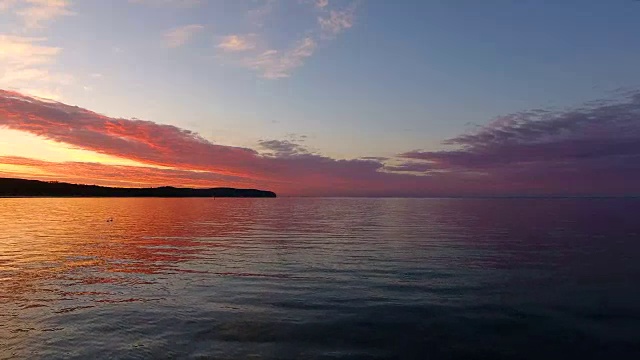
0,178,276,198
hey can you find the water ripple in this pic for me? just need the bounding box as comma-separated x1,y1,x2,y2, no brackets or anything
1,198,639,359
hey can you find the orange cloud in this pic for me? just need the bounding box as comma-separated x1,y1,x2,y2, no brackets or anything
0,156,256,188
164,24,204,48
0,89,422,195
217,34,257,52
2,89,640,196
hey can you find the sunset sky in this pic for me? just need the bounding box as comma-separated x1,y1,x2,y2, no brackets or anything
1,0,640,196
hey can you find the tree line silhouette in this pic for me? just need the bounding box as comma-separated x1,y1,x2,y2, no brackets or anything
0,178,276,198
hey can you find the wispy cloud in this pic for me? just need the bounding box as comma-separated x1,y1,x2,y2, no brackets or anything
3,89,639,196
318,5,356,38
15,0,74,29
384,162,434,173
217,0,359,79
258,139,310,157
0,89,419,196
0,0,18,11
401,93,640,170
0,35,70,99
0,155,249,188
0,1,75,98
129,0,201,7
164,24,204,48
315,0,329,9
0,34,59,66
245,37,316,79
217,34,257,52
396,91,640,195
247,0,277,28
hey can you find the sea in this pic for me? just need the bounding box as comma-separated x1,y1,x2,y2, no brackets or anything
1,198,639,359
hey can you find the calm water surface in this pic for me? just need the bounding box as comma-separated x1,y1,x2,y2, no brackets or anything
1,198,639,359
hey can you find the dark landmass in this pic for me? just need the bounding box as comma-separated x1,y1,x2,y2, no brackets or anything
0,178,276,198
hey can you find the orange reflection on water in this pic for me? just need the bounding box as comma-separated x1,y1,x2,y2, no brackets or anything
0,197,257,282
0,198,271,348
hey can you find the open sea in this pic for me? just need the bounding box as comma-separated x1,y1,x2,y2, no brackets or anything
1,198,639,359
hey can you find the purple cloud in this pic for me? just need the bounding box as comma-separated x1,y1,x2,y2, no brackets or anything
402,91,640,168
2,88,640,196
258,139,309,157
384,162,434,173
397,91,640,195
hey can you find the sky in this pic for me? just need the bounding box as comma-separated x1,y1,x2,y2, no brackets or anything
1,0,640,196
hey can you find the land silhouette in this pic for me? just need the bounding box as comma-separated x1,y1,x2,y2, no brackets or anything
0,178,276,198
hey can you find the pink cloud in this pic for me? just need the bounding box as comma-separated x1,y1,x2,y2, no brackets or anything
0,89,424,195
399,91,640,195
2,89,640,196
0,155,254,188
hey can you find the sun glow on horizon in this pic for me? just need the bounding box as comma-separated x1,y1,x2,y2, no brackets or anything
0,128,168,168
0,163,52,177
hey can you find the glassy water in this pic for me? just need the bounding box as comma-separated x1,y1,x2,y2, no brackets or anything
1,198,639,359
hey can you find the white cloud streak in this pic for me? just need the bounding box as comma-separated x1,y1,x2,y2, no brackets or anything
0,0,18,11
0,1,75,98
164,24,204,48
245,37,317,79
16,0,74,29
315,0,329,9
217,34,257,52
129,0,201,7
318,5,356,38
0,35,70,100
219,0,358,79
